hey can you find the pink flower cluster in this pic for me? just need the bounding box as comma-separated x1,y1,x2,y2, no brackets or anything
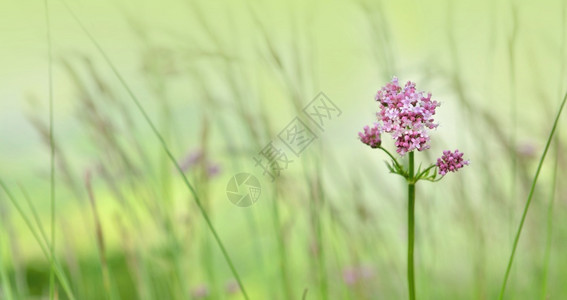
374,77,440,155
436,150,469,175
358,123,382,148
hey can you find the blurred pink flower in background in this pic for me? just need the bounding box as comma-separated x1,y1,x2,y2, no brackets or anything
178,149,221,177
190,284,209,299
342,265,375,286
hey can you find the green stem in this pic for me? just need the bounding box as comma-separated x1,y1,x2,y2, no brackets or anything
543,4,566,299
0,229,14,300
540,138,558,300
0,181,76,300
60,3,250,299
415,164,436,181
408,151,416,300
499,90,567,299
379,147,403,171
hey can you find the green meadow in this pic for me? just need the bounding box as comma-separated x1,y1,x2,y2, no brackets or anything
0,0,566,299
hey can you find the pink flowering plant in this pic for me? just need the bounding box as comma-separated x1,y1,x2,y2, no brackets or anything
359,77,469,300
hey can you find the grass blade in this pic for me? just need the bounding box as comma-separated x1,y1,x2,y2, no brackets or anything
58,2,249,298
499,90,567,299
0,180,76,300
0,222,14,300
541,5,566,298
85,171,115,300
540,137,559,300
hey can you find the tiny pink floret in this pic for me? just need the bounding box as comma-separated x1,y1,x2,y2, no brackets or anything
436,149,470,175
359,123,382,148
374,76,440,156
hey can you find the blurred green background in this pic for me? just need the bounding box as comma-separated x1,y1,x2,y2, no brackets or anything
0,0,566,299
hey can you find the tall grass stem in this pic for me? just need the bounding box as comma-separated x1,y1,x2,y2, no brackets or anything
0,180,76,300
498,90,567,299
0,227,14,300
59,2,249,298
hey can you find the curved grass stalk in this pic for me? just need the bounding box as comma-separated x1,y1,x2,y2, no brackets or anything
499,90,567,299
58,2,249,298
540,138,559,300
0,181,76,300
0,228,14,300
542,5,567,299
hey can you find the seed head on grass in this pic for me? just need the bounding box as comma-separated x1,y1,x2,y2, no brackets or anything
178,149,221,177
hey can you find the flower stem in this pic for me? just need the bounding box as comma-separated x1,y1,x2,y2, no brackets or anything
379,147,403,171
408,151,416,300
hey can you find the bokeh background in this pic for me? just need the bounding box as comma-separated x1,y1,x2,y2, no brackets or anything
1,0,566,299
